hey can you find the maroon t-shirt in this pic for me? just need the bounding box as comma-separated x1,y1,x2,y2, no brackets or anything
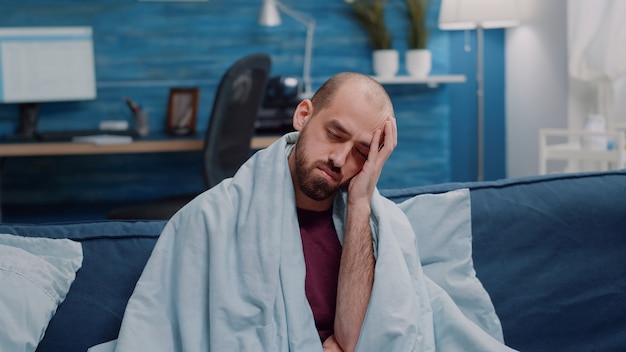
297,207,342,342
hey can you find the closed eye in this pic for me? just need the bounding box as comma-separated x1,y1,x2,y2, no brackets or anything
356,148,368,158
328,129,341,140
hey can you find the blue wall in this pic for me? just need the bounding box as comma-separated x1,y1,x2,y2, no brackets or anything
0,0,505,206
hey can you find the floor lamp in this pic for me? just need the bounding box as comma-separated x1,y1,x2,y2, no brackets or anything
438,0,520,181
259,0,316,98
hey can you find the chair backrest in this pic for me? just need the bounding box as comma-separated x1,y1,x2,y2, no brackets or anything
203,53,271,188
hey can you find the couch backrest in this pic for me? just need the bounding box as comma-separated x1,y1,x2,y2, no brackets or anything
383,170,626,351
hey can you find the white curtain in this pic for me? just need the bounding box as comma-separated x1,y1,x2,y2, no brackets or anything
567,0,626,130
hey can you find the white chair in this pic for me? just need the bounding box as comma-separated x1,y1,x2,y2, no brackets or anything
539,128,625,175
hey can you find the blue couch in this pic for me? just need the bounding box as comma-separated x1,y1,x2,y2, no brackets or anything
2,170,625,352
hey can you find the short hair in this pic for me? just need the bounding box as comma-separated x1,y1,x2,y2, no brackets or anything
310,72,394,118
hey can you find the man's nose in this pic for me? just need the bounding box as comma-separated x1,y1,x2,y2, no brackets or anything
330,144,351,167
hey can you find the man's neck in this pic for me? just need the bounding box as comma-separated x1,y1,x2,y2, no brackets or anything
295,194,334,212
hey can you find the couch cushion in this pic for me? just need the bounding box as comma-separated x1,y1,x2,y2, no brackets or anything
469,171,626,351
397,189,503,341
0,234,82,352
386,170,626,351
0,220,166,352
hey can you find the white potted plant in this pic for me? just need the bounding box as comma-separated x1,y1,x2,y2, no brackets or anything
347,0,398,77
405,0,431,77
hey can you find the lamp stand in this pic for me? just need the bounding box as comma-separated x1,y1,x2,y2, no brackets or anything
476,26,485,181
438,0,521,182
274,2,315,97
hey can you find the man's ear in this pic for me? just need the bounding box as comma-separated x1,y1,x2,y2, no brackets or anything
292,99,313,131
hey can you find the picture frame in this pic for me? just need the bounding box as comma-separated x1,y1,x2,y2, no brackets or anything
166,87,199,136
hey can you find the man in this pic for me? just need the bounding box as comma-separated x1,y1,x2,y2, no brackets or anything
286,72,396,351
107,72,514,352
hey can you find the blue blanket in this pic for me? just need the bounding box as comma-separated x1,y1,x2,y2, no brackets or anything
107,133,515,351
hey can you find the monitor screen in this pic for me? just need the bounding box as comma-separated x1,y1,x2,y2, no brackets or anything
0,26,96,104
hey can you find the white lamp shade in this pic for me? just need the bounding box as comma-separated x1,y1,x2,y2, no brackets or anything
439,0,520,30
259,0,282,26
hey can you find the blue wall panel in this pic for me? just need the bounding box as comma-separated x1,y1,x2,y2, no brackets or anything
0,0,504,207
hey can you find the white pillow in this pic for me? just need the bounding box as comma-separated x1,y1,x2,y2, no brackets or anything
0,233,83,352
398,188,504,342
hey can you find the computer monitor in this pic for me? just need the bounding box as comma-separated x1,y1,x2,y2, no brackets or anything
0,26,96,138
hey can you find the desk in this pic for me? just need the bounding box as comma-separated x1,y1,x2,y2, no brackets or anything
0,134,281,221
0,135,279,157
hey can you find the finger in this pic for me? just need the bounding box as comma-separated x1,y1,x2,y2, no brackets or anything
387,115,397,147
369,128,383,159
378,119,395,157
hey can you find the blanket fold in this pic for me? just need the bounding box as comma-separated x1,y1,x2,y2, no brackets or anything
112,132,515,351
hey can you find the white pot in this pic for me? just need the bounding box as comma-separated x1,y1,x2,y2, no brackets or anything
372,49,399,78
405,49,432,78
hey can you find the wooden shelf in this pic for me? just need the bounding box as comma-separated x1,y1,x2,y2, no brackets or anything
371,74,467,88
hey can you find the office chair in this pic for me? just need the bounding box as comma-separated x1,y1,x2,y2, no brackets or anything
108,53,272,220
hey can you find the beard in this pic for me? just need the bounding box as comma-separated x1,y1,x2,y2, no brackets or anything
293,139,342,202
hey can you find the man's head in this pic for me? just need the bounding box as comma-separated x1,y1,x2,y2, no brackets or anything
288,72,395,210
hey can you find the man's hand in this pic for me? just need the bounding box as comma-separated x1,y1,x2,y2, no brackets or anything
347,116,398,205
323,335,344,352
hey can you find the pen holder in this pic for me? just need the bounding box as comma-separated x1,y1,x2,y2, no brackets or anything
134,110,149,137
124,97,149,137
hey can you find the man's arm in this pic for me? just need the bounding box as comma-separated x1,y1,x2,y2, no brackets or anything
334,117,397,352
334,200,375,352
